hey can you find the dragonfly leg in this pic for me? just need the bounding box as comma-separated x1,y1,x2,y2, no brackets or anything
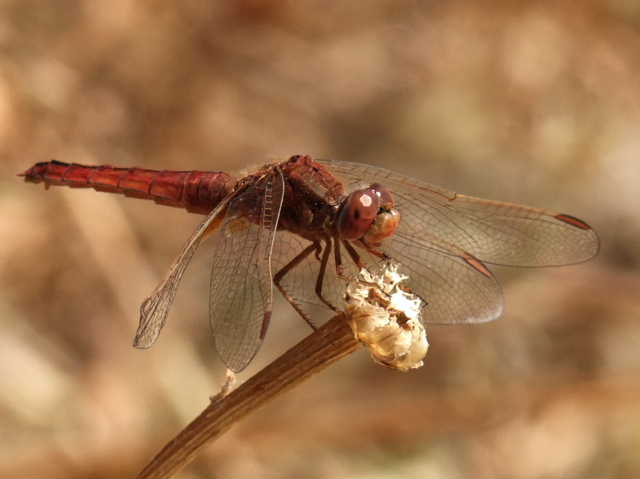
315,237,339,312
273,242,320,330
357,239,389,260
342,240,366,270
334,237,346,279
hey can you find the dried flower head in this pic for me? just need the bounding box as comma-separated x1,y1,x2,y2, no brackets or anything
344,262,428,371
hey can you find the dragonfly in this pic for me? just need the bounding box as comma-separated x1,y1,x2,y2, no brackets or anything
21,155,599,372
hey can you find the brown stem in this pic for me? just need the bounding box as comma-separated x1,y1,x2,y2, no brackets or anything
138,313,359,478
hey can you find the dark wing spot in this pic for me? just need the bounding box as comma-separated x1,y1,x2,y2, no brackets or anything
555,213,592,231
260,311,272,339
462,254,494,279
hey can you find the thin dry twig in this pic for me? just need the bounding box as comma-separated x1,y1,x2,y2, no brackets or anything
138,313,359,478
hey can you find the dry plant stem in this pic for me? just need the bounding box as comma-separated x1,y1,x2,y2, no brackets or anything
138,313,358,478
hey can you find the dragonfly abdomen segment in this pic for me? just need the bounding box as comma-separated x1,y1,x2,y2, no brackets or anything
20,160,236,214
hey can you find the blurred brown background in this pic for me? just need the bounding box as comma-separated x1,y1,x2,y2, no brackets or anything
1,0,640,476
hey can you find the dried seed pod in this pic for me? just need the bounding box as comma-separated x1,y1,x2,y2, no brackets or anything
344,262,428,371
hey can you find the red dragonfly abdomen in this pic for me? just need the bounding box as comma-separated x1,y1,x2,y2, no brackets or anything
20,160,237,214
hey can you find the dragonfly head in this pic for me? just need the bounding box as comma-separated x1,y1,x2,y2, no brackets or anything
336,183,400,245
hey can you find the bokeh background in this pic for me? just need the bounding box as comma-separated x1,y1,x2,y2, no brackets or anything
1,0,640,476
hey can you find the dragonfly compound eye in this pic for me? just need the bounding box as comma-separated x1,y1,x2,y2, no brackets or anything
337,188,381,240
370,183,395,210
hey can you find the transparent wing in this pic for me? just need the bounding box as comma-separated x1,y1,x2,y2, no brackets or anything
209,168,285,372
385,231,502,324
270,232,328,325
271,229,501,326
318,159,600,267
134,194,233,349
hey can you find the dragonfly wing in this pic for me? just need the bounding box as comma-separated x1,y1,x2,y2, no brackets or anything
209,168,285,372
271,228,500,327
270,232,325,324
385,231,503,324
134,194,233,349
319,159,599,267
